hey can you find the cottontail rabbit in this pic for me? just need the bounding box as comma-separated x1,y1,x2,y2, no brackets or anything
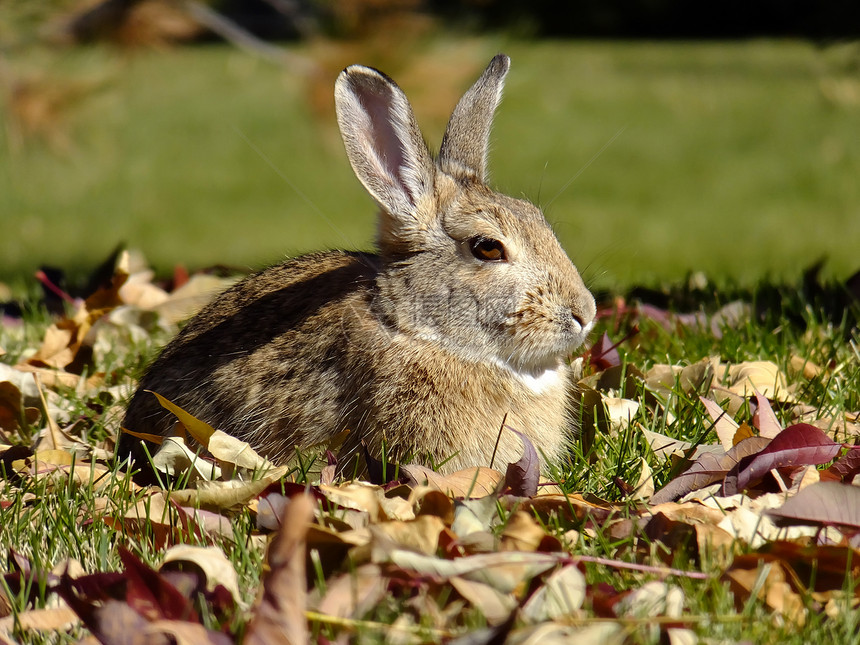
120,54,596,474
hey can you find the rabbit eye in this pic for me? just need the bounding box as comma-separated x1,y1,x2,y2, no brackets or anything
469,237,507,262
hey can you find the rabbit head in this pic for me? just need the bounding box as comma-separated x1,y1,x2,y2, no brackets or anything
335,55,595,377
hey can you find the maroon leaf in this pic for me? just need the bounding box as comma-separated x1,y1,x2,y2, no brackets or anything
503,428,540,497
119,547,199,622
825,448,860,482
767,481,860,531
587,332,621,370
650,436,770,504
726,424,841,494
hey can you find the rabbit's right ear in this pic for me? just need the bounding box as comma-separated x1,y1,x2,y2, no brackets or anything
335,66,435,222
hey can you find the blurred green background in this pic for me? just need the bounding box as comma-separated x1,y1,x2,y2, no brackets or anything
2,1,859,289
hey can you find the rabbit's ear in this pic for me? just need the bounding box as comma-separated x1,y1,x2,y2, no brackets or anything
439,54,510,182
335,65,435,220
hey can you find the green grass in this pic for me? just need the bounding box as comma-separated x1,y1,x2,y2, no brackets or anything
2,39,859,287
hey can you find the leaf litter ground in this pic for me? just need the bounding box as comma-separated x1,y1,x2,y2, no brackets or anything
1,252,859,644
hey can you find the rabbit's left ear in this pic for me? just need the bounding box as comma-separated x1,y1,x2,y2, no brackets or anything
439,54,510,182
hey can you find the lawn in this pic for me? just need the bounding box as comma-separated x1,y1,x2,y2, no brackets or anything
2,39,858,287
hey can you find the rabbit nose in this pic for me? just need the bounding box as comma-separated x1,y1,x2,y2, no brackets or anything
570,307,595,333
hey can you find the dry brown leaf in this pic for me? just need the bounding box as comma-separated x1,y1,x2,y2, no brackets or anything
245,494,315,645
400,464,503,497
369,514,445,555
616,581,684,618
12,364,103,390
520,564,586,623
602,396,640,432
508,622,625,645
411,488,455,523
314,563,388,620
0,606,80,638
154,273,239,324
633,457,655,500
725,558,806,625
26,324,75,370
0,381,27,434
319,482,383,521
788,354,824,380
160,545,243,607
171,476,284,512
716,360,795,403
694,523,736,569
207,430,272,472
151,436,222,482
499,511,546,553
451,494,500,538
449,577,516,624
386,549,559,595
699,396,739,450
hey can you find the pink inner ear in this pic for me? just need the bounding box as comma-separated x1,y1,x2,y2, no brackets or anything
357,85,408,194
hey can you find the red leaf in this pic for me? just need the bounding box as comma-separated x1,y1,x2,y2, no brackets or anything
767,481,860,532
725,424,841,494
825,448,860,482
650,437,769,504
119,547,199,622
503,428,540,497
587,332,621,370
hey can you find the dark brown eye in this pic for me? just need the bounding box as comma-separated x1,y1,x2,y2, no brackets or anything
468,237,507,262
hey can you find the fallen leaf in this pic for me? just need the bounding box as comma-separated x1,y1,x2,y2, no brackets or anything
0,606,80,637
160,545,243,608
369,514,445,555
650,436,770,504
149,390,215,444
400,464,503,498
633,457,655,500
824,449,860,483
499,511,546,553
788,354,824,380
385,550,560,594
699,396,739,450
313,564,388,620
727,424,841,494
521,565,586,622
753,390,783,439
615,581,684,619
767,480,860,531
602,397,640,432
724,557,806,625
245,494,315,645
504,428,539,497
717,360,794,403
449,577,516,624
587,332,621,371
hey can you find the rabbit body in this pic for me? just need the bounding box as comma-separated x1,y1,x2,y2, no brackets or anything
121,55,596,473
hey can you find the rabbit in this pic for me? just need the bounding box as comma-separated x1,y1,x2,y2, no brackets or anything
119,54,596,476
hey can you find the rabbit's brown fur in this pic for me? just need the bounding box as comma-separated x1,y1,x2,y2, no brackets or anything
120,54,596,474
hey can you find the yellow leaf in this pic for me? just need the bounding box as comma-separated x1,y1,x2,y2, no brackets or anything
148,390,216,444
732,421,755,445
